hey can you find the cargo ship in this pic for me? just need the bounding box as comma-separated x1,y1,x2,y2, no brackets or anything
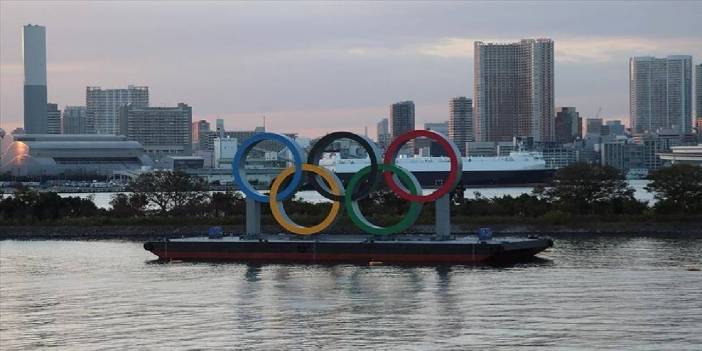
143,234,553,265
319,151,555,187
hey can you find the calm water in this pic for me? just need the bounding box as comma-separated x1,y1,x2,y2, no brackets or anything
1,236,701,350
58,180,655,209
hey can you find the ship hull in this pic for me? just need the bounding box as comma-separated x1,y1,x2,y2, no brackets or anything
144,235,553,265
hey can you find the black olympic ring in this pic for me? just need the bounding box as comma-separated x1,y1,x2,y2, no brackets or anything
306,131,382,202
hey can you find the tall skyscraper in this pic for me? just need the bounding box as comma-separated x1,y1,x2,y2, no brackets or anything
390,101,415,139
629,56,693,134
448,97,473,156
46,103,61,134
376,118,390,149
86,85,149,135
62,106,90,134
696,64,702,120
474,39,555,142
119,103,192,161
554,107,581,143
390,101,415,154
23,24,48,134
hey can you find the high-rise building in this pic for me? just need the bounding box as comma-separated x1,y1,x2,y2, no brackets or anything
376,118,390,149
390,101,415,139
46,103,61,134
696,64,702,121
448,97,473,156
87,85,149,135
23,24,48,134
390,101,415,154
474,39,555,142
62,106,91,134
629,56,693,134
192,120,213,151
554,107,581,143
119,103,192,162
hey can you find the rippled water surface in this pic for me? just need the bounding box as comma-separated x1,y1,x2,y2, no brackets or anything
1,236,701,350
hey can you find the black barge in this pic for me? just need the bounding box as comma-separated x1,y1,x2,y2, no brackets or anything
144,234,553,265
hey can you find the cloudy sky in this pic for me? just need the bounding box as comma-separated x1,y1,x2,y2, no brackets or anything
1,1,700,137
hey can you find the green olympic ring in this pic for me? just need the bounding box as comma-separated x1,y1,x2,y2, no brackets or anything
344,164,423,235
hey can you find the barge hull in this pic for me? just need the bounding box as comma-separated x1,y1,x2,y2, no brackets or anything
144,237,552,265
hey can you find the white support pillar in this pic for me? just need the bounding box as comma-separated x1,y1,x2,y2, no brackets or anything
435,194,450,240
245,197,261,235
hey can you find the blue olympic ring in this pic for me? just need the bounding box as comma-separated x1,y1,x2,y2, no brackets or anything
232,132,304,202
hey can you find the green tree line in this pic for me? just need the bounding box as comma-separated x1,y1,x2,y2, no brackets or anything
1,164,700,226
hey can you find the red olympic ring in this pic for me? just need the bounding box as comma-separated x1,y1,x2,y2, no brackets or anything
383,129,463,202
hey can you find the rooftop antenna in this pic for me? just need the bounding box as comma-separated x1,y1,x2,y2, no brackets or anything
262,115,266,131
364,125,368,137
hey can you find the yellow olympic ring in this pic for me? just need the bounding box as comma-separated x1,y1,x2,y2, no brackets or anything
269,164,343,235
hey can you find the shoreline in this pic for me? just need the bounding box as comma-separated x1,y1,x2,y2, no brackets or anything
2,223,701,241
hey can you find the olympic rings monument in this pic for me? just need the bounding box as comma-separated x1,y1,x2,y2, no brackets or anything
144,130,553,264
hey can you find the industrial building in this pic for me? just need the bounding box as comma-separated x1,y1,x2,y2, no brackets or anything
0,134,153,177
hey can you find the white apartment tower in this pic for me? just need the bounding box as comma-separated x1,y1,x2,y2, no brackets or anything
629,56,693,134
474,39,555,142
448,97,473,156
86,85,149,135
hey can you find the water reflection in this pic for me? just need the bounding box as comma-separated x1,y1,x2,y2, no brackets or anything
1,237,701,349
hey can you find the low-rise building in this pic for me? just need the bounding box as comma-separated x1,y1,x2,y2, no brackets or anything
47,103,61,134
0,134,153,177
164,156,205,170
600,140,644,172
658,144,702,166
214,137,238,169
543,147,580,169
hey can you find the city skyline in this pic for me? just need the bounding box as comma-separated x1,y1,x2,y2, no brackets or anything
1,1,701,138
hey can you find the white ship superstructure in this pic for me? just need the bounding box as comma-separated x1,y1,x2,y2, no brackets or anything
319,151,548,173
